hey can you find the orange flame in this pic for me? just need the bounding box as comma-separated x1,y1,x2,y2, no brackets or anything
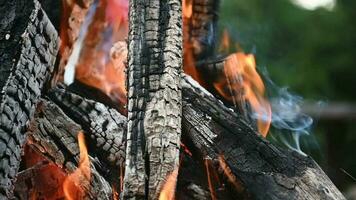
183,0,193,19
204,159,218,200
159,169,179,200
218,156,245,193
214,32,271,137
63,131,91,200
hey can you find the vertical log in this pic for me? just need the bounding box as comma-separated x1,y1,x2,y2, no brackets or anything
123,0,183,199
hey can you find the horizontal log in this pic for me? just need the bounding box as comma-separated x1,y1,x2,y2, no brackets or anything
0,0,59,198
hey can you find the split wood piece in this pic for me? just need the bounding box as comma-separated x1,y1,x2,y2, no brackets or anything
124,0,183,199
181,74,345,200
47,84,127,170
0,0,59,198
27,98,113,200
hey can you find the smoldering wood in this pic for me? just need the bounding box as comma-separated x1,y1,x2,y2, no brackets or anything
124,0,183,199
0,0,59,198
0,0,344,199
41,72,344,200
27,98,113,200
35,83,213,200
181,74,345,200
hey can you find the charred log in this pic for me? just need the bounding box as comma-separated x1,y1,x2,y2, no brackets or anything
124,0,183,199
0,0,59,198
47,84,127,170
27,99,112,199
181,74,345,200
42,72,344,200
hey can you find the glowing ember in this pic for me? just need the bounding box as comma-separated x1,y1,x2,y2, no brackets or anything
218,156,244,193
63,131,91,200
159,169,179,200
204,159,218,200
183,0,193,19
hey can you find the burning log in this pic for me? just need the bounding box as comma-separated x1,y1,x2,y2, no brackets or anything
181,74,345,199
27,99,113,199
31,71,345,199
0,0,58,198
0,0,346,199
123,0,183,199
28,83,228,200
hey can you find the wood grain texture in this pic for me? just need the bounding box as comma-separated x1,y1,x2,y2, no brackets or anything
47,84,127,169
0,0,59,198
123,0,183,199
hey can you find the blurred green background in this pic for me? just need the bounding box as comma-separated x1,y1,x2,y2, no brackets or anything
219,0,356,195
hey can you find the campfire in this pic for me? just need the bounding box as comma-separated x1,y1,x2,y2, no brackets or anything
0,0,345,199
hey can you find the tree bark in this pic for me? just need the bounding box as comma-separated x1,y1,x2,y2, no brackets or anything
0,0,59,198
124,0,183,199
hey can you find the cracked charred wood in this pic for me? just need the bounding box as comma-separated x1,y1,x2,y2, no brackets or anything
46,81,215,200
41,74,343,199
47,84,127,170
176,150,237,200
27,99,112,199
0,0,59,198
181,74,345,200
123,0,183,199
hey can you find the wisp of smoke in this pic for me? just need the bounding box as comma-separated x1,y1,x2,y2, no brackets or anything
259,67,314,155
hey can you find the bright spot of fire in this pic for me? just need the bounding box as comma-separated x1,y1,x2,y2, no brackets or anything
183,0,193,18
214,32,272,137
204,159,219,200
63,131,91,200
218,156,244,193
159,169,179,200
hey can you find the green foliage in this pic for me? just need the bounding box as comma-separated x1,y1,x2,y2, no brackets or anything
219,0,356,100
